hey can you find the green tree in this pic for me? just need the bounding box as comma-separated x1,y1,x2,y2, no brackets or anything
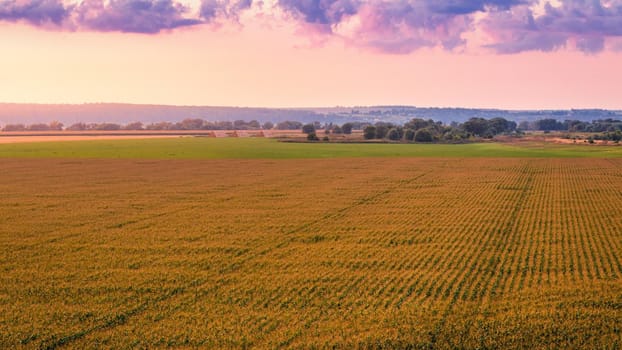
276,121,303,130
463,118,489,136
302,124,316,134
307,132,319,141
124,122,143,130
233,120,247,130
342,123,353,134
363,126,376,139
180,118,204,130
404,118,433,131
67,122,87,131
415,129,433,142
49,121,64,131
28,123,51,131
146,122,173,130
404,129,415,141
96,123,122,131
375,125,389,139
387,128,401,141
536,119,564,131
2,124,26,131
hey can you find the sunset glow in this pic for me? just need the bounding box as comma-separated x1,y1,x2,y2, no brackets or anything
2,0,622,108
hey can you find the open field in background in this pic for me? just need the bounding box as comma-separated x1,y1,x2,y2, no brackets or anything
0,130,319,143
1,137,622,159
0,135,183,144
1,155,622,348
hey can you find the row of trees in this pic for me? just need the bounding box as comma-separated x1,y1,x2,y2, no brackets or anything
519,118,622,132
302,122,357,135
300,117,519,143
582,130,622,142
0,119,306,132
2,121,64,132
361,117,517,142
7,117,620,139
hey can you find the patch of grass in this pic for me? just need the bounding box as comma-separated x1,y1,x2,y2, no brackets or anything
1,137,621,159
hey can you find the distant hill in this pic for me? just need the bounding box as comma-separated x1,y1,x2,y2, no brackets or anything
0,103,324,126
1,103,621,126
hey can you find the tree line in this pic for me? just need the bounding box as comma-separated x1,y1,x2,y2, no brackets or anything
302,117,517,142
519,118,622,133
0,119,302,132
2,121,65,131
365,117,517,142
5,117,621,143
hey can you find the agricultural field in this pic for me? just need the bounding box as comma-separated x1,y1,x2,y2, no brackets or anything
1,137,622,159
1,139,622,348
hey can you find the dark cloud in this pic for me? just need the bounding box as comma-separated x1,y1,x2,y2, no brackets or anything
74,0,201,33
576,36,605,53
0,0,71,25
200,0,223,20
276,0,525,27
484,0,622,53
2,0,622,54
276,0,622,54
277,0,360,27
429,0,528,15
200,0,252,21
277,0,532,53
233,0,253,12
349,1,471,53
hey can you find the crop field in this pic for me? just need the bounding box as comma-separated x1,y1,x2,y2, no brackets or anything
1,137,622,159
1,142,622,348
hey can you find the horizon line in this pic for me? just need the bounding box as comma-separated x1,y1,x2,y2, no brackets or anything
1,101,621,112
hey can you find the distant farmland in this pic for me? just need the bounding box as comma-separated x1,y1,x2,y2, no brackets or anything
1,141,621,348
1,137,622,159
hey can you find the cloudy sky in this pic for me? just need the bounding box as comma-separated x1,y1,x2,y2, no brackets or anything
1,0,622,109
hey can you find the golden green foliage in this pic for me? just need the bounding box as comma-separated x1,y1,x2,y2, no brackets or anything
0,158,621,348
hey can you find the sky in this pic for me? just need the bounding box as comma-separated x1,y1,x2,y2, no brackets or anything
1,0,622,109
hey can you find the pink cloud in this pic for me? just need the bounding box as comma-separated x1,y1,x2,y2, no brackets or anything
483,1,622,53
2,0,622,54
